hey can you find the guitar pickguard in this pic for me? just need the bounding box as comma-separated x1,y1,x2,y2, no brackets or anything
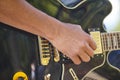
61,54,105,80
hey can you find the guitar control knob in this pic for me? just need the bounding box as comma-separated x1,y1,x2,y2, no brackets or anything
13,71,28,80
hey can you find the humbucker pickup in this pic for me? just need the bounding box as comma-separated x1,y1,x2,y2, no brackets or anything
90,31,103,54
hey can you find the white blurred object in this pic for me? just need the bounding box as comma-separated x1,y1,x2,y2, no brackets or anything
104,0,120,31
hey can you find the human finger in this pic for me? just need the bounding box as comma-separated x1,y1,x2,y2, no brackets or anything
78,50,90,62
85,42,94,57
88,37,97,50
69,55,81,65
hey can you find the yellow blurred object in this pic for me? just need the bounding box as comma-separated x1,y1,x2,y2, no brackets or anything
13,71,28,80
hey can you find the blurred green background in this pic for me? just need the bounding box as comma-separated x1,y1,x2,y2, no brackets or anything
104,0,120,32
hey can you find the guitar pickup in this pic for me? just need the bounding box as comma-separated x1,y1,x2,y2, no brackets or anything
90,31,103,54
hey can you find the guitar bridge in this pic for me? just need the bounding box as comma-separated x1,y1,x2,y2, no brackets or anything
38,36,60,65
38,37,51,65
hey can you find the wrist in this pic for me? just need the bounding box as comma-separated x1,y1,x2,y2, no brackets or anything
43,19,64,42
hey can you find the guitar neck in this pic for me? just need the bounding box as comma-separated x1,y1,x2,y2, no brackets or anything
101,32,120,51
90,31,120,54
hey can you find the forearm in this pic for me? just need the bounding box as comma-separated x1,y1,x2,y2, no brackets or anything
0,0,62,40
0,0,97,65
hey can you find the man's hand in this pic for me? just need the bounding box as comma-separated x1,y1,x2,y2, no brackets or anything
50,23,97,65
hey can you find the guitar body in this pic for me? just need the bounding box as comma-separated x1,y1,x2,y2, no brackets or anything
83,51,120,80
43,0,120,80
61,52,120,80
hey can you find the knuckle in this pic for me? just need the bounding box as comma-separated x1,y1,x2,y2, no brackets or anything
71,48,80,55
85,36,90,40
88,50,94,56
80,42,86,49
70,56,81,65
74,49,80,54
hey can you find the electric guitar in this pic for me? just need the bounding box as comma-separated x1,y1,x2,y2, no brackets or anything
37,0,120,80
0,0,120,80
39,31,120,80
